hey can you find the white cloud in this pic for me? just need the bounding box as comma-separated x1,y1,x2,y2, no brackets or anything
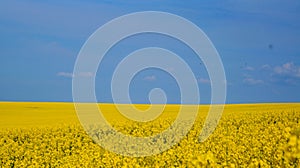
243,66,255,71
256,62,300,85
243,77,264,85
57,72,74,78
57,72,94,78
261,64,272,70
273,62,300,78
143,75,156,81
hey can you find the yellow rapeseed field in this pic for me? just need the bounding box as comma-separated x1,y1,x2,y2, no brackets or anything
0,102,299,167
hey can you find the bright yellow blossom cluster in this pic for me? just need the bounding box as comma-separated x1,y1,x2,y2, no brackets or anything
0,103,299,167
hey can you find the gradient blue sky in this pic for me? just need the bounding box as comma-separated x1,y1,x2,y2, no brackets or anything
0,0,299,104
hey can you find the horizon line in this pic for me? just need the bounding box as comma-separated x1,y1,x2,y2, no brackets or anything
0,101,299,105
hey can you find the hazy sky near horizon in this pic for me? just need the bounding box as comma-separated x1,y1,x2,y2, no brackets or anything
0,0,300,104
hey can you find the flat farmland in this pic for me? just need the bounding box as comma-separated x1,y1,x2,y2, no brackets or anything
0,102,299,167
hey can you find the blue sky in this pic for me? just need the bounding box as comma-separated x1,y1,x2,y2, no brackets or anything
0,0,299,104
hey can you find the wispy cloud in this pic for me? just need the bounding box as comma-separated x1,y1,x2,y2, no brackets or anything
243,66,255,71
78,72,94,77
260,62,300,86
273,62,300,78
266,62,300,85
57,72,94,78
261,64,272,70
243,62,300,86
143,75,156,81
243,77,264,85
57,72,74,78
